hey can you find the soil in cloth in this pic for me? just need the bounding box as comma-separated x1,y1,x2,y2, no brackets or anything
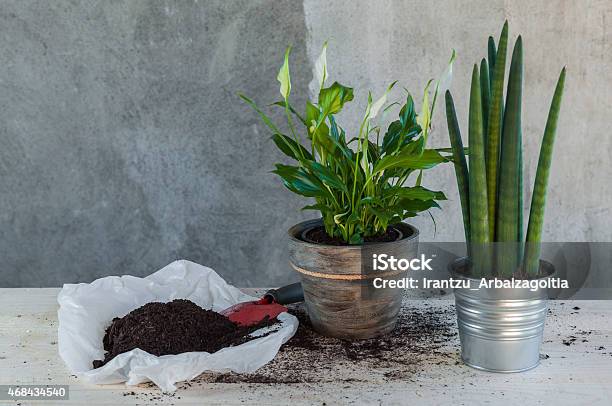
92,299,277,369
304,225,400,246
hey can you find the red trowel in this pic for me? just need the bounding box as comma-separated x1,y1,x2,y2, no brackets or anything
221,282,304,326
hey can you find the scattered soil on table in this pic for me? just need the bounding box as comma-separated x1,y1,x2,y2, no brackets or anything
93,299,277,368
190,299,459,385
121,390,178,404
304,225,401,246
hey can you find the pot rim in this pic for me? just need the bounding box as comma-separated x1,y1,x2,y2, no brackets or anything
448,256,556,281
287,218,419,250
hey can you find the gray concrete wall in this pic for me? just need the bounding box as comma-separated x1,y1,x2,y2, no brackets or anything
0,0,313,287
1,0,610,287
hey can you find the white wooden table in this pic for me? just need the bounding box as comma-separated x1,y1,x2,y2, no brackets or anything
1,288,611,405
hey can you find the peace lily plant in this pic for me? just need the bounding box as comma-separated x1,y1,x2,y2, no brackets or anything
240,43,455,244
239,43,455,339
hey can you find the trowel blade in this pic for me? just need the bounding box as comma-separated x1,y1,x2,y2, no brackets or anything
220,299,287,327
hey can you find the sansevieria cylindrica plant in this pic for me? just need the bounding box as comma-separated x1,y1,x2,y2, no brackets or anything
445,22,566,277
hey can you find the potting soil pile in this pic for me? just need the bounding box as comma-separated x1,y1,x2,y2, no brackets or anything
57,260,298,392
92,299,277,369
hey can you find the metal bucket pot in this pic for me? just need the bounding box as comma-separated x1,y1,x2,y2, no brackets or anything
450,257,555,372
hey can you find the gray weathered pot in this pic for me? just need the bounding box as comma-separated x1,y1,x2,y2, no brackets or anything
288,219,419,339
450,257,555,372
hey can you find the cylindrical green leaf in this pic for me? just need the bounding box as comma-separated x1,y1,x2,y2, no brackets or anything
445,91,471,244
496,36,523,277
524,68,566,275
517,130,523,263
488,36,496,89
468,65,490,275
480,59,491,153
486,21,509,241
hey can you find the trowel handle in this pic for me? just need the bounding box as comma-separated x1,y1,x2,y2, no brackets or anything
264,282,304,305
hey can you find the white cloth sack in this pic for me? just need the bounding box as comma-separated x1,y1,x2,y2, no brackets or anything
57,260,298,392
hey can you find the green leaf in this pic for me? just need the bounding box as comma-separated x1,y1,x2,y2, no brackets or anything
400,93,417,126
467,64,490,275
366,205,393,223
304,161,349,194
496,36,523,277
277,46,292,100
385,186,447,201
396,198,441,212
349,233,363,245
318,82,354,115
271,133,313,161
373,149,447,175
381,199,440,223
524,67,566,275
329,116,354,161
486,21,509,241
381,121,402,154
381,94,421,155
328,115,343,142
313,122,333,152
445,91,471,243
305,101,320,128
272,164,330,199
304,101,335,154
488,36,496,89
480,59,491,143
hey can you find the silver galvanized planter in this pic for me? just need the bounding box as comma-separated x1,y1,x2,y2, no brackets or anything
450,257,555,372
